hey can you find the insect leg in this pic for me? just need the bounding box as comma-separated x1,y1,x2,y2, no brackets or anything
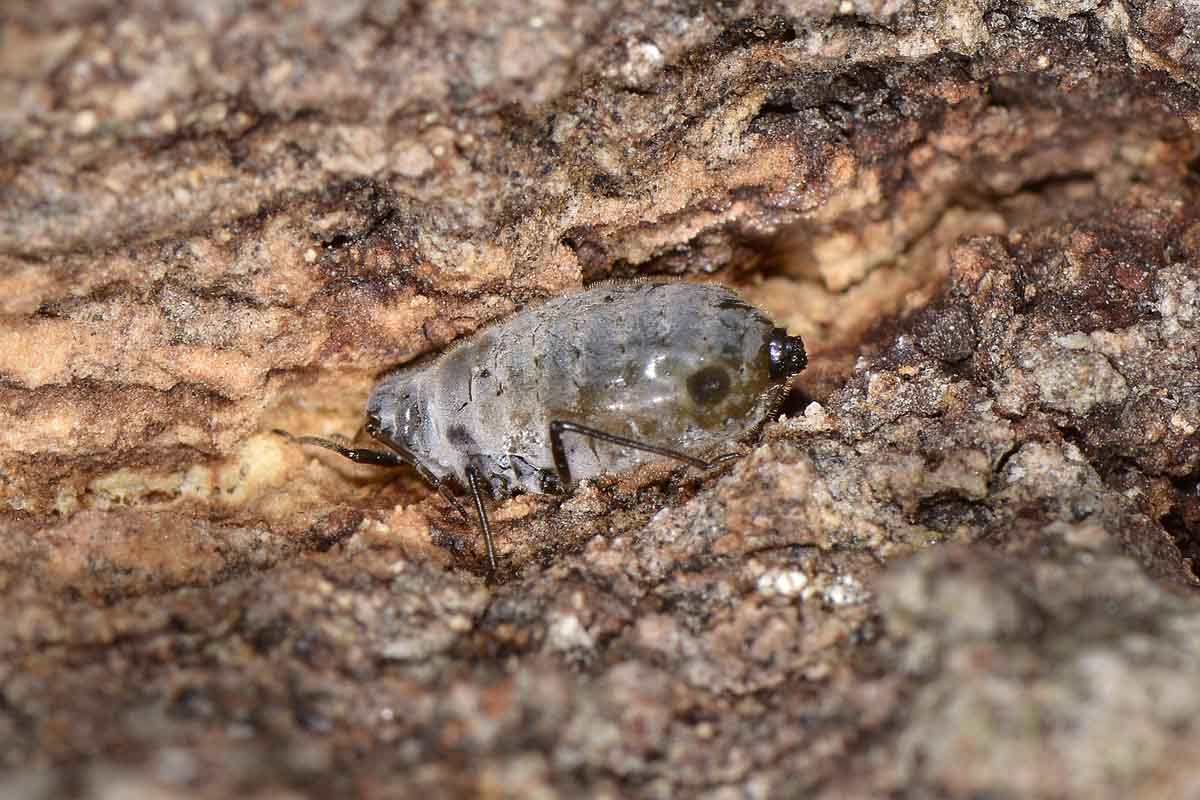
548,420,740,489
409,460,472,523
464,464,498,574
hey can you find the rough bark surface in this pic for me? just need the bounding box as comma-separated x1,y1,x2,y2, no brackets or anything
2,1,1199,798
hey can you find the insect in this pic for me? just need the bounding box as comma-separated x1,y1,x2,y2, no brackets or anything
279,282,806,573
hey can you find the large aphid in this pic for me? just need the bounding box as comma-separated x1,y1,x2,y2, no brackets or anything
280,282,807,573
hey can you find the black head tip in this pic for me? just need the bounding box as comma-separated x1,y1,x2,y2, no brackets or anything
767,327,807,379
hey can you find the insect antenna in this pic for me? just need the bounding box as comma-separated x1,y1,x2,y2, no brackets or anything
272,429,408,468
272,429,473,524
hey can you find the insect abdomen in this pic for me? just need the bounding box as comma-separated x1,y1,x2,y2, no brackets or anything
455,283,782,490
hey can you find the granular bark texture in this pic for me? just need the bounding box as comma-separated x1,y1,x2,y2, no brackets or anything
2,1,1199,798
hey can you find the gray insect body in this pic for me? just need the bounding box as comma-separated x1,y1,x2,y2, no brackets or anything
371,282,800,495
286,281,807,572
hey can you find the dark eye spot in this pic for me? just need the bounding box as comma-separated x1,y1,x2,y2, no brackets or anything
447,424,477,450
365,414,382,436
687,365,731,406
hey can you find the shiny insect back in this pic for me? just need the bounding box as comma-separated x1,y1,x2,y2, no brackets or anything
280,281,807,573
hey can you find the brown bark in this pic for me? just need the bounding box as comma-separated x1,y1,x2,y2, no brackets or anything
2,2,1199,797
